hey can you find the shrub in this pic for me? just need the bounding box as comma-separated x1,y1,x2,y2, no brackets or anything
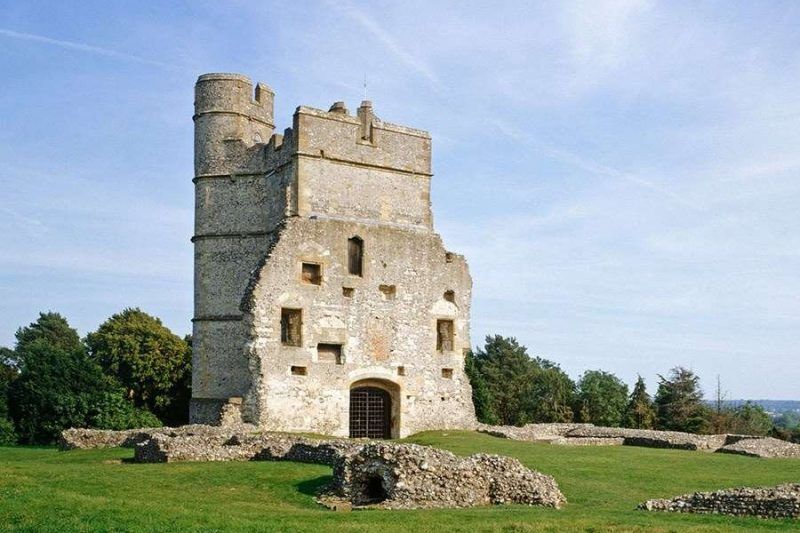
0,418,17,445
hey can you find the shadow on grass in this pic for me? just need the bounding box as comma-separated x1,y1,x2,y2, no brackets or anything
296,475,333,497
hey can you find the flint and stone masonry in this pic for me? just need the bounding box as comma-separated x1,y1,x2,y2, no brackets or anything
191,73,477,437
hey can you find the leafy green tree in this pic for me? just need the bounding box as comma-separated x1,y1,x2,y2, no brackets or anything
0,418,16,445
470,336,536,425
528,357,576,423
575,370,629,426
88,392,162,430
468,336,576,425
0,347,17,421
729,402,773,436
9,337,116,443
654,367,709,433
86,309,191,425
8,313,158,444
464,350,498,424
623,376,656,429
15,312,83,356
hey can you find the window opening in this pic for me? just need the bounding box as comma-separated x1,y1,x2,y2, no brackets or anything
281,308,302,346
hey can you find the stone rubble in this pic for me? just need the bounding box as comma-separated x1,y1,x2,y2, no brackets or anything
479,423,800,458
59,425,565,511
639,484,800,519
322,442,565,510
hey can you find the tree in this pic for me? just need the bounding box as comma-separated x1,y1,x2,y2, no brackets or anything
0,347,17,420
8,313,159,444
464,350,499,424
654,367,709,433
528,357,576,423
15,312,82,356
575,370,629,427
467,336,576,426
86,309,191,425
729,402,773,436
623,376,656,429
469,336,537,426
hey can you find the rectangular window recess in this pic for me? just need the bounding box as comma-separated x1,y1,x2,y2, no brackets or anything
348,237,363,276
317,343,343,364
441,368,454,379
301,263,322,285
291,366,307,376
397,366,406,376
342,287,354,297
436,319,454,352
281,308,302,346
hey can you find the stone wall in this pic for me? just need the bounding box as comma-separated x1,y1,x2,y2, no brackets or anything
640,484,800,519
479,423,800,458
323,442,565,510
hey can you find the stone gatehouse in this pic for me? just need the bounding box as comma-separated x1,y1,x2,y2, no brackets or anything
190,73,476,438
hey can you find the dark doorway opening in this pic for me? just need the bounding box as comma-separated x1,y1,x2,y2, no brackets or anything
364,475,388,503
349,387,391,439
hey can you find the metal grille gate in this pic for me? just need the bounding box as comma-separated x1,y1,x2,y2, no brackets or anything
349,387,391,439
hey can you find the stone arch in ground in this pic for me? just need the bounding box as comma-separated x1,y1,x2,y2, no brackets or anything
349,378,400,439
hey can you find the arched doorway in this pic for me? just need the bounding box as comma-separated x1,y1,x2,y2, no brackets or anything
349,386,392,439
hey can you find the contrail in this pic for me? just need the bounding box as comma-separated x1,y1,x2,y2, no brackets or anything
0,29,184,71
322,0,445,93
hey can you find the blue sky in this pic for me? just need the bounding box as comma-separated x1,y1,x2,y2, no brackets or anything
1,1,798,399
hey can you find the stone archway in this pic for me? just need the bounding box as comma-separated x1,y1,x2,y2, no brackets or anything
349,379,400,439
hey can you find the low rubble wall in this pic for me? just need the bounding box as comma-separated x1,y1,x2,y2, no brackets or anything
639,484,800,519
322,442,566,510
478,423,800,458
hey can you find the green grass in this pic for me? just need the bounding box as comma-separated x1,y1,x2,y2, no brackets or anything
1,431,799,532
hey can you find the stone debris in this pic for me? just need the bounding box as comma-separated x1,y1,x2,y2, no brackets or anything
639,484,800,519
551,436,625,446
476,423,592,442
717,437,800,459
60,425,565,511
322,442,566,510
479,423,800,458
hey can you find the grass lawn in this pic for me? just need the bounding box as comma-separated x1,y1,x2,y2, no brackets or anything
1,431,799,532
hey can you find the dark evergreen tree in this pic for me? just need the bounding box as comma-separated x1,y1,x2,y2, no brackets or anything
654,367,709,433
623,376,656,429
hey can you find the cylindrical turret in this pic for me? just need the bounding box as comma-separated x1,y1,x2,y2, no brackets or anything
194,73,274,176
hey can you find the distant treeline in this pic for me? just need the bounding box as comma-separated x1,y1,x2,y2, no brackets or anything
1,314,798,446
466,335,800,443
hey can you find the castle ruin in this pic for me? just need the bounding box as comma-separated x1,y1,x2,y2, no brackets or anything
191,73,476,438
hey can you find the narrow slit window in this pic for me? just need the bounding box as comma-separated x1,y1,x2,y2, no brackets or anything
281,308,302,346
436,319,454,352
317,343,343,364
397,366,406,376
301,262,322,285
348,236,363,276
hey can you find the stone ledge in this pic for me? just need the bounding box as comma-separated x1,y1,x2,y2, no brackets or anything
639,484,800,519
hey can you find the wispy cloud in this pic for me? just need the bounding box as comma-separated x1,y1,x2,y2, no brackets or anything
0,29,184,71
489,118,700,210
321,0,444,92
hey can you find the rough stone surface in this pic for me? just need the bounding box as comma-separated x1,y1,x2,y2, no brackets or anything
191,73,477,437
322,442,565,510
477,423,592,442
479,423,800,458
717,437,800,459
551,436,625,446
564,426,727,451
639,484,800,519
